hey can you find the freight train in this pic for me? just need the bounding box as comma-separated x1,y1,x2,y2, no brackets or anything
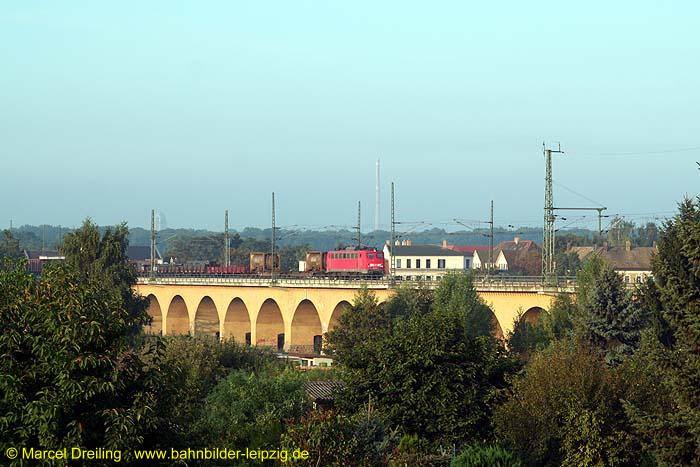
145,248,385,277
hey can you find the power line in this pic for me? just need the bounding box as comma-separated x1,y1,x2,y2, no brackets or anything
553,181,606,207
570,145,700,157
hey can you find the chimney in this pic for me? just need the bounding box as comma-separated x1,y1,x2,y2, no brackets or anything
442,239,448,248
625,240,631,251
401,240,406,246
394,240,400,246
514,236,520,245
406,239,412,246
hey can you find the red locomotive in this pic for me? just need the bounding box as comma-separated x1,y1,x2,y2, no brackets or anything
303,248,385,276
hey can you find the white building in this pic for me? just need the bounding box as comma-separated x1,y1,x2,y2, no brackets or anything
383,241,471,280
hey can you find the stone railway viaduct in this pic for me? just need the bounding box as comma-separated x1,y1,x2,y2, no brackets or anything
137,276,573,352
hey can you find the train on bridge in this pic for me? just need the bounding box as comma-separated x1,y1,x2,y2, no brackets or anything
146,247,386,278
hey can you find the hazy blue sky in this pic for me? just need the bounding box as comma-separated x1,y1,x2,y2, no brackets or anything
2,1,699,232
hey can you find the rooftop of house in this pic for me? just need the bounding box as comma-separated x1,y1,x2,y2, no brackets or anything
442,240,491,255
495,236,541,253
569,242,656,271
24,250,64,260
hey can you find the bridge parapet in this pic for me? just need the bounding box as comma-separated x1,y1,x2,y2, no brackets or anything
135,275,575,294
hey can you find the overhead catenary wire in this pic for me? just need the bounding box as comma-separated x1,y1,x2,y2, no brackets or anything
569,145,700,158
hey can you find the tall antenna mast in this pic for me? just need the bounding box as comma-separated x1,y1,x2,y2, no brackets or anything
542,142,564,282
375,158,380,232
150,209,156,280
356,201,361,248
224,209,230,267
390,182,395,279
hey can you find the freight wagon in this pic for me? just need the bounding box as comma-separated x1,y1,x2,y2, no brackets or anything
249,252,280,274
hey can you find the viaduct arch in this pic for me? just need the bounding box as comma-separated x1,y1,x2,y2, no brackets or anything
137,284,561,349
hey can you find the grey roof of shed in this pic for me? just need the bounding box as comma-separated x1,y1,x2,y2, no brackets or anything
386,244,469,256
304,380,344,402
127,245,162,261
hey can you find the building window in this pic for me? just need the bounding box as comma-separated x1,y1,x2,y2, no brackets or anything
438,259,446,269
426,259,431,269
465,258,470,269
624,275,630,283
416,259,421,269
396,259,402,268
406,259,412,269
636,276,641,283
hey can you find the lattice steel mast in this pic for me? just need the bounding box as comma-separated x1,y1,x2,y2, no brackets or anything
150,209,156,280
224,209,230,267
542,143,564,281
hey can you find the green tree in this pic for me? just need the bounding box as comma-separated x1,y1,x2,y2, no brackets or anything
495,339,643,467
451,444,521,467
196,369,309,454
329,274,517,446
625,198,700,465
507,312,549,361
60,219,148,338
584,266,644,364
634,222,659,247
554,251,582,276
0,262,160,461
281,407,392,467
607,216,635,247
540,293,576,341
432,272,496,338
0,229,21,260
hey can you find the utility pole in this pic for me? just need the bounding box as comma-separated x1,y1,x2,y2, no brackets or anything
271,192,276,284
150,209,156,280
356,201,361,248
553,207,608,241
543,143,564,282
390,182,395,279
224,210,230,267
489,200,494,273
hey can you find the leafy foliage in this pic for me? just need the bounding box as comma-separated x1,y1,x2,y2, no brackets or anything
196,369,309,451
0,229,21,260
624,198,700,465
507,312,549,361
540,293,576,341
451,444,521,467
0,261,159,460
141,336,280,450
554,251,582,276
329,274,517,446
583,266,644,364
495,339,642,466
281,407,392,467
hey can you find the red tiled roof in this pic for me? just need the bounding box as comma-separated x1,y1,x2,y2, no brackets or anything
447,245,490,254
